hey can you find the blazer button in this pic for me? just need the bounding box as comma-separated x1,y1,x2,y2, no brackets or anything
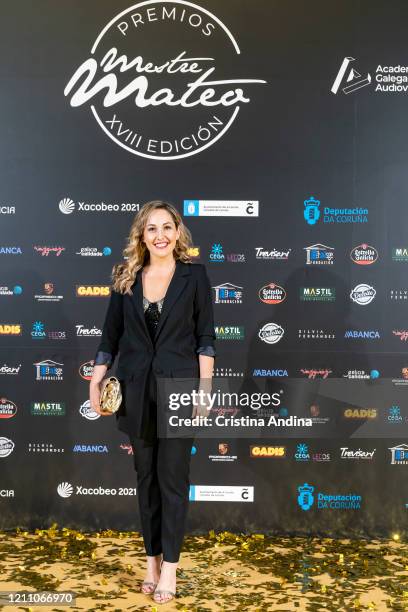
155,367,163,375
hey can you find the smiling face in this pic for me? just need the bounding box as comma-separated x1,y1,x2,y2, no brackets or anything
142,207,180,260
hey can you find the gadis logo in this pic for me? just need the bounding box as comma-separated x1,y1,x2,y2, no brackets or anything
64,1,266,160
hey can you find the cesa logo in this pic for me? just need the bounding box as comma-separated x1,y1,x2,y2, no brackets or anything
64,0,266,160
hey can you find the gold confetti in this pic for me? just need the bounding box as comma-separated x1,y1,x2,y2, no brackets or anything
1,527,408,609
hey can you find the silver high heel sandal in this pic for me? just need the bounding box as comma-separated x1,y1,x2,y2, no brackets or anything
152,559,176,604
141,558,163,594
152,589,176,604
141,581,157,594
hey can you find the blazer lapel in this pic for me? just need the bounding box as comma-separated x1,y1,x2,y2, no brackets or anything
130,268,152,346
154,260,190,342
130,259,190,345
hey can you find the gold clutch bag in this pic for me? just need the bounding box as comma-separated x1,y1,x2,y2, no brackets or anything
99,376,122,413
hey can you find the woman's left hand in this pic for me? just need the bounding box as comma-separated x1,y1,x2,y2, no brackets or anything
191,387,211,419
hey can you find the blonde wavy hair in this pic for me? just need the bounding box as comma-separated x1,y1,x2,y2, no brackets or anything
111,200,193,294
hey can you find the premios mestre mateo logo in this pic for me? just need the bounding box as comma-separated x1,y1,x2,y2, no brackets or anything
64,0,266,160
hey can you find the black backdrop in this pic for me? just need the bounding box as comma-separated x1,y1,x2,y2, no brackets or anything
1,0,408,536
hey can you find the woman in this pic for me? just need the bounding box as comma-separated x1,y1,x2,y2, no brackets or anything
89,200,216,604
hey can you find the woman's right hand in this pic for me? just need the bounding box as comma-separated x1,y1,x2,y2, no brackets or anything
90,365,114,416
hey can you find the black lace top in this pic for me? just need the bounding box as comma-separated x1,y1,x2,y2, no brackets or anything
143,296,164,342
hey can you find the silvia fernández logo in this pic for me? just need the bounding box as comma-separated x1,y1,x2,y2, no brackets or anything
64,1,266,160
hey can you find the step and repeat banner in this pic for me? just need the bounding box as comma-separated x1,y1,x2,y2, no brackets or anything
1,0,408,536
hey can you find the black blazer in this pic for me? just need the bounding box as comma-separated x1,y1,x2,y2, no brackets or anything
95,259,216,436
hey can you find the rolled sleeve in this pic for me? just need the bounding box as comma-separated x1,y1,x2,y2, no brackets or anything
94,350,113,368
94,289,124,368
197,345,216,357
193,265,216,357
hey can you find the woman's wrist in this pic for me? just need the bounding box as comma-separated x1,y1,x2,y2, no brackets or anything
90,364,108,385
198,377,212,392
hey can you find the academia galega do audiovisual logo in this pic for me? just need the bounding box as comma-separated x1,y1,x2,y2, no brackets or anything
64,1,266,160
331,56,408,95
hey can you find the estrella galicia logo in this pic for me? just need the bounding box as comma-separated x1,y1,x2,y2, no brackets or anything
297,483,314,511
304,196,320,225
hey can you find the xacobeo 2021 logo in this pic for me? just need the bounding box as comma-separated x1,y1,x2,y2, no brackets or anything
64,0,266,160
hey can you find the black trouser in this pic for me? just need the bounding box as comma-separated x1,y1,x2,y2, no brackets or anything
129,370,194,563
